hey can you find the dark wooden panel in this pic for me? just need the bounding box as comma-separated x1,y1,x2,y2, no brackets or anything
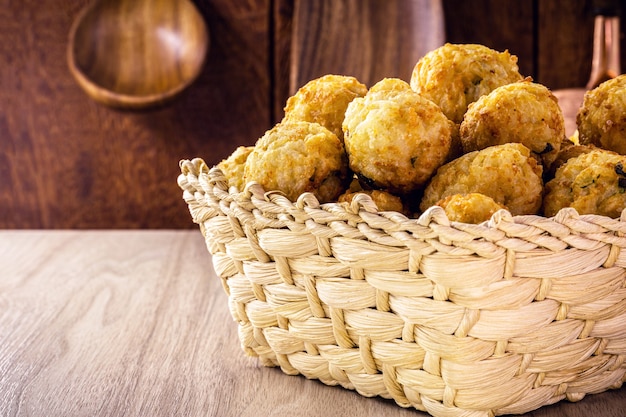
536,0,594,89
443,0,625,90
272,0,295,124
536,0,626,90
442,0,535,80
289,0,445,95
0,0,271,229
4,0,624,229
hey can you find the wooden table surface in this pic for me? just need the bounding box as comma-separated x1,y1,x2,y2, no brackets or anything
0,230,624,417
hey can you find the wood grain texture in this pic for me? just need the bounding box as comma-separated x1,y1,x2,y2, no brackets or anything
0,0,271,229
67,0,210,109
442,0,535,81
272,0,294,123
289,0,445,93
443,0,626,90
0,230,624,417
2,0,623,228
536,0,595,89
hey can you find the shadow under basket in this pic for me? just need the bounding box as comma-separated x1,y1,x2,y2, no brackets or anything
178,158,626,417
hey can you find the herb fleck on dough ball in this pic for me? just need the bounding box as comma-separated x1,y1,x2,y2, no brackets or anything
342,78,453,195
244,120,349,203
460,80,565,168
283,74,368,142
420,143,544,216
577,74,626,155
411,43,524,124
543,149,626,218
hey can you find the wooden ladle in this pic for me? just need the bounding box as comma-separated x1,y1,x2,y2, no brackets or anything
68,0,209,110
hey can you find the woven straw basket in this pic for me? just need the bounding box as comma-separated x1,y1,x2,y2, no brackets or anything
178,157,626,417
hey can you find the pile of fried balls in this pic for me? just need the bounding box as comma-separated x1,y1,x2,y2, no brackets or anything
217,43,626,223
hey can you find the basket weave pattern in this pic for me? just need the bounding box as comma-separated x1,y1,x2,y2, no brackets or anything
179,158,626,417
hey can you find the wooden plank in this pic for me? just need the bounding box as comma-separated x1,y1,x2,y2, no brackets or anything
0,230,438,417
272,0,295,124
1,230,626,416
536,0,595,89
289,0,445,95
0,0,272,228
442,0,535,80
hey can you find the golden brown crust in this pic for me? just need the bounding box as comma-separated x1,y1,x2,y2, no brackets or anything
446,122,464,162
544,142,597,182
342,78,453,194
420,143,544,216
460,80,565,168
436,193,507,224
577,74,626,155
283,74,368,142
216,146,254,191
410,43,523,124
338,189,406,214
543,148,626,218
244,120,349,203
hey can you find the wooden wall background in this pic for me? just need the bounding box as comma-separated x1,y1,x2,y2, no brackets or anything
1,0,623,229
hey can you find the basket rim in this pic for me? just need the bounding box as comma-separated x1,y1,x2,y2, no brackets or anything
178,157,626,254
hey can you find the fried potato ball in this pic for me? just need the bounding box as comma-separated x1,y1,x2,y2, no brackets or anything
460,80,565,168
342,78,453,194
410,43,524,124
543,149,626,218
366,77,412,96
283,74,368,142
338,189,406,213
577,75,626,155
216,145,254,190
244,120,349,203
420,143,544,216
447,123,464,162
436,193,507,224
544,141,596,181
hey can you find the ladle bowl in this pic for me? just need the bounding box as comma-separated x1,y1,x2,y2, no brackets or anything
68,0,209,110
